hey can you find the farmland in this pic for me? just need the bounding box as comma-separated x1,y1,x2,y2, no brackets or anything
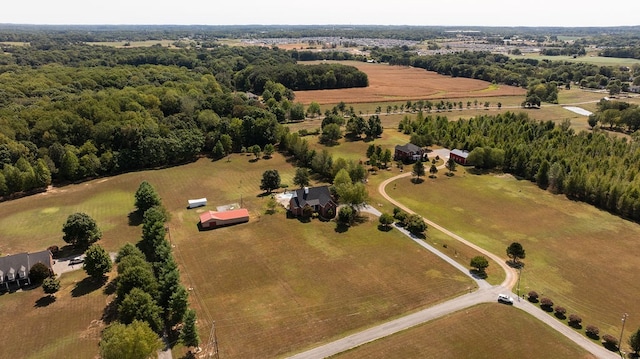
293,61,526,105
0,154,475,358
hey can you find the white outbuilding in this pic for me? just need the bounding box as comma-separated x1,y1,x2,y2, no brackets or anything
188,198,207,209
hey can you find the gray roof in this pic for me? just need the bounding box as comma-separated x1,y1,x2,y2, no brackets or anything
450,149,469,158
395,143,422,153
0,250,52,283
291,186,334,209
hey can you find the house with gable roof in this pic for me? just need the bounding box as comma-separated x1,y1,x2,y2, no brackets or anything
289,186,336,219
0,250,53,291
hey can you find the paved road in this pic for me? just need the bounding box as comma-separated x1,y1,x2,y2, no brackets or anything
288,156,617,359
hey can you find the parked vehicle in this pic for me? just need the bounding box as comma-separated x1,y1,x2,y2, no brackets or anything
498,293,514,304
69,257,84,265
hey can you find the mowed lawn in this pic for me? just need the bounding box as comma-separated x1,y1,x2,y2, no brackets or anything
0,154,473,358
0,270,114,359
175,213,473,358
390,169,640,338
334,303,596,359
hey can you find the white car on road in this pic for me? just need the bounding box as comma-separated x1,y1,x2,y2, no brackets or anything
497,294,514,304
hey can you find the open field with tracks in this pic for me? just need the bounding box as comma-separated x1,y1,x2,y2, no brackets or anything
294,61,526,105
0,154,474,358
389,168,640,342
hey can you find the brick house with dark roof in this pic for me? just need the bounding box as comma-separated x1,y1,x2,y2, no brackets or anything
0,250,53,291
289,186,336,219
394,143,425,162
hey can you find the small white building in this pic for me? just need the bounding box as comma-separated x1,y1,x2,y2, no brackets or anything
188,198,207,209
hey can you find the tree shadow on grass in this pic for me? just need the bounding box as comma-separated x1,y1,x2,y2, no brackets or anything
34,295,56,307
128,211,143,226
377,224,393,232
335,223,349,233
411,178,424,184
72,276,108,297
469,269,488,280
101,299,119,324
103,279,117,296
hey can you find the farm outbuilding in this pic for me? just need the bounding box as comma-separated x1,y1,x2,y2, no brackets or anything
199,208,249,229
188,198,207,209
450,149,470,165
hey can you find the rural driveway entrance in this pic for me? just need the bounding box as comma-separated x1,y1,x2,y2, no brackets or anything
287,166,616,358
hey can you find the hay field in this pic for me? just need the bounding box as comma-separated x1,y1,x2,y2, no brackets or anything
294,61,526,105
0,154,474,358
390,169,640,341
335,303,596,359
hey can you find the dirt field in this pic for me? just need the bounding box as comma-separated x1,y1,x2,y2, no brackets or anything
294,61,526,105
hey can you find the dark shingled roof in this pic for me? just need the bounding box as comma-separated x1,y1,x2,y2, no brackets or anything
0,250,52,284
291,186,333,209
395,143,422,153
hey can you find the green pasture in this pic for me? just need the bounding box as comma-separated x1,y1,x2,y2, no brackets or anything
390,168,640,343
335,303,597,359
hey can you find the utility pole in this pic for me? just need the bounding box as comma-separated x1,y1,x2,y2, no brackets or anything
619,313,629,358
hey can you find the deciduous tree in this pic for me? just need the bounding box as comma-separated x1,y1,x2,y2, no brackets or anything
506,242,526,264
470,256,489,272
260,169,281,193
412,161,425,181
99,321,161,359
118,288,164,333
62,212,102,248
293,167,310,188
42,275,60,298
83,243,112,279
134,181,161,214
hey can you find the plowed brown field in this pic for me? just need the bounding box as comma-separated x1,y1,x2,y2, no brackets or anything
294,61,526,105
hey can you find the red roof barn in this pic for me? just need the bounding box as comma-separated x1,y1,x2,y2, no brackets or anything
199,208,249,229
450,149,470,165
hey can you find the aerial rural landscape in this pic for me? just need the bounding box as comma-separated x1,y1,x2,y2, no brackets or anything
1,2,640,358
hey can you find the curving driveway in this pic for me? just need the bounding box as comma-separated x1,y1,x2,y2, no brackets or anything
288,155,616,359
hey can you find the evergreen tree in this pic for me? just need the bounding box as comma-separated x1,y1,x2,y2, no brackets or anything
180,309,200,349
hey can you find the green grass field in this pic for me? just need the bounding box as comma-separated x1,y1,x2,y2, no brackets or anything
334,303,597,359
390,168,640,342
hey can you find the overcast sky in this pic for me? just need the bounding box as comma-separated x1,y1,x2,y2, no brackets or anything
1,0,638,27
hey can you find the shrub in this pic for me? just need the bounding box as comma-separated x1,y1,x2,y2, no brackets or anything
586,325,600,339
602,334,619,351
568,314,582,328
554,306,566,319
527,291,539,302
29,262,52,284
540,297,554,311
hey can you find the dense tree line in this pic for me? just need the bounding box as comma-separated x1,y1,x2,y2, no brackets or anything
101,182,198,357
600,47,640,60
235,62,368,93
402,111,640,221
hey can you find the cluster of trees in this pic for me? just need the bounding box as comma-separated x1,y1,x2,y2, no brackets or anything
100,181,199,358
588,99,640,132
235,62,368,93
400,110,640,222
600,47,640,60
